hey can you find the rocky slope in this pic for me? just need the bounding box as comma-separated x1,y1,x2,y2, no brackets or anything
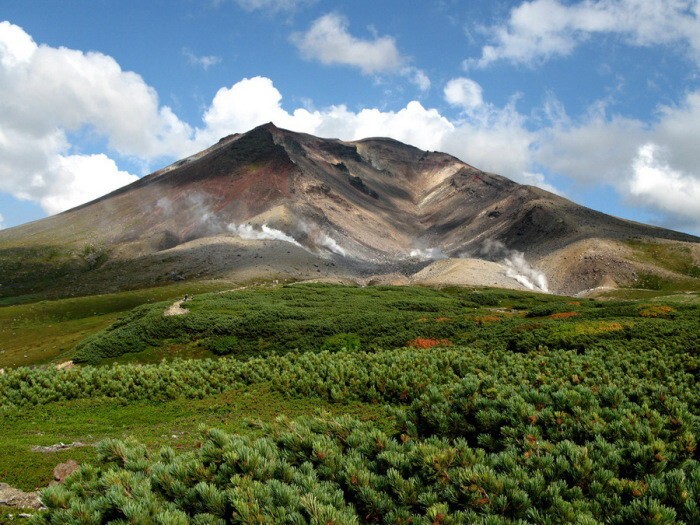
1,123,698,296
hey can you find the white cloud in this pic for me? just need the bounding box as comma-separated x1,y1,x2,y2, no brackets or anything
234,0,315,12
0,26,193,159
537,114,646,184
195,76,322,145
403,67,431,91
654,91,700,175
0,213,4,230
440,80,538,178
0,21,194,214
521,172,561,195
0,20,35,67
289,13,432,90
444,77,484,110
629,143,700,230
182,48,221,70
36,154,138,215
535,90,700,232
291,13,407,74
440,107,536,180
0,21,433,218
469,0,700,68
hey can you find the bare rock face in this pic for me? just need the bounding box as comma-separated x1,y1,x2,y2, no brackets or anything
31,441,88,453
0,483,41,510
0,461,80,512
0,123,697,296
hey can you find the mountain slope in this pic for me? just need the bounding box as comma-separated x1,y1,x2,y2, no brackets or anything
1,123,698,297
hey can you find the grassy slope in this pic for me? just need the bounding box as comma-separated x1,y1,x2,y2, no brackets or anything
0,281,237,369
624,239,700,291
68,283,699,368
72,284,566,365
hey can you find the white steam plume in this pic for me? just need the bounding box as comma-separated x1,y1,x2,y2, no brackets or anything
409,247,447,261
156,197,173,215
299,221,347,256
318,232,346,256
228,223,302,247
480,240,548,292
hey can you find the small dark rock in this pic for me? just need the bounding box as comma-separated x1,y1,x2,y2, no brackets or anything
53,459,79,483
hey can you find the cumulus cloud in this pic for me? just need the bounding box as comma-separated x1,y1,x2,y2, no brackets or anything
0,21,194,214
290,13,431,89
35,154,138,215
654,91,700,176
537,114,646,185
440,77,542,179
0,16,541,217
0,213,4,230
182,48,221,70
521,172,561,195
196,76,452,155
469,0,700,68
535,90,700,232
629,144,700,230
0,22,193,159
195,76,322,145
292,13,417,77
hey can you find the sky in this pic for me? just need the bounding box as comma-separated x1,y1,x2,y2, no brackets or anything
1,0,699,234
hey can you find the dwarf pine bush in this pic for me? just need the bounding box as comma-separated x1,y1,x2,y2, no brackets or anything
29,410,699,524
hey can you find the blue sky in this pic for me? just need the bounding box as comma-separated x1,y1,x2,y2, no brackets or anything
1,0,699,234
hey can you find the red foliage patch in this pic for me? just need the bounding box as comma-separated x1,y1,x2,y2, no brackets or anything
549,311,578,319
407,338,452,349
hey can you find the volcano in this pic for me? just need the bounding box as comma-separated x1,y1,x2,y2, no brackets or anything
1,123,698,297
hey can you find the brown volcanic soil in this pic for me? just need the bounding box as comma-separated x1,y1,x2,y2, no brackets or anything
0,123,698,296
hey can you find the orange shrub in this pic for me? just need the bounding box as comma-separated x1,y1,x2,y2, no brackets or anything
550,311,578,319
407,338,452,349
596,321,623,333
474,315,501,325
639,305,675,318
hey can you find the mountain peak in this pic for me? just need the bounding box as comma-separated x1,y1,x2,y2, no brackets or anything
251,121,279,133
0,125,697,297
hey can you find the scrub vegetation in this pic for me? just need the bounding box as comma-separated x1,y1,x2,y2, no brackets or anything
0,284,698,524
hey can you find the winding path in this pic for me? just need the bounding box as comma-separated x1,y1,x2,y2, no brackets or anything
164,300,189,316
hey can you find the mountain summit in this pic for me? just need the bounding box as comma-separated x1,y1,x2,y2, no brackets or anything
1,123,698,296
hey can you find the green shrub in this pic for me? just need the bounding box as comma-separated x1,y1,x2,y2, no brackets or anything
201,335,241,356
321,333,360,352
